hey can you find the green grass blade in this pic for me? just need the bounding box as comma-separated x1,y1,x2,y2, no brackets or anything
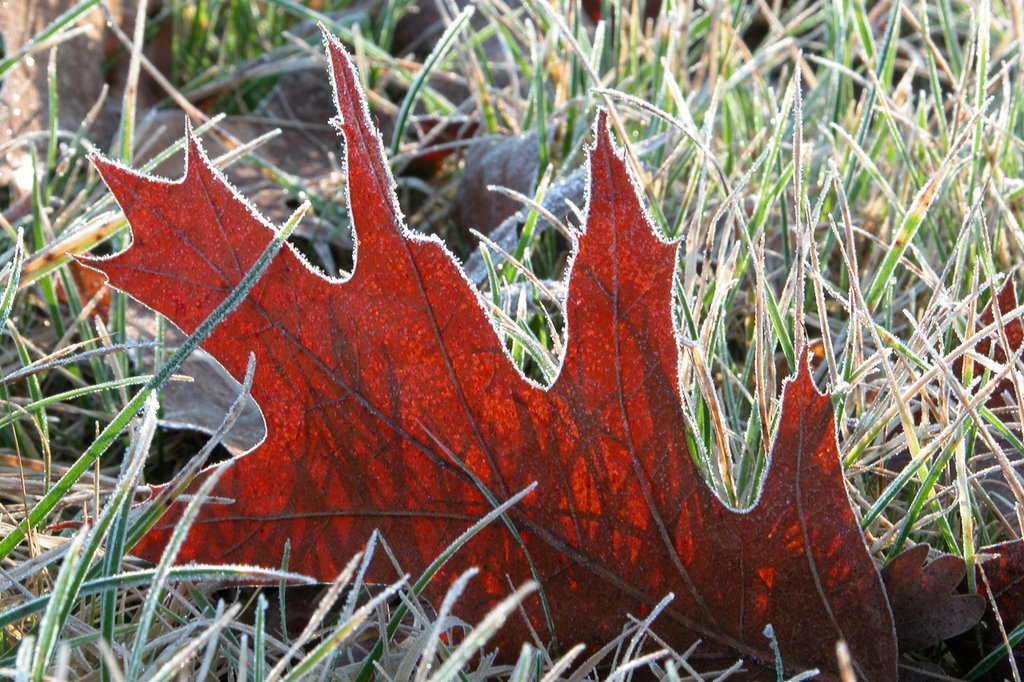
28,529,86,681
864,122,975,309
143,604,243,682
388,7,474,157
124,458,234,679
0,230,26,333
425,582,538,682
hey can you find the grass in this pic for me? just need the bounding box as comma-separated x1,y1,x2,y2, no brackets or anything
2,0,1024,678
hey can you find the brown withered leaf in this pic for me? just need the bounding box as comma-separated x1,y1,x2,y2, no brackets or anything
451,131,540,240
880,544,985,652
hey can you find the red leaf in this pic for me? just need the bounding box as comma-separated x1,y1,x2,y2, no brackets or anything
80,31,898,678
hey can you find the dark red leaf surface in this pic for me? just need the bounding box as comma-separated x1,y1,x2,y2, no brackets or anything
82,31,899,678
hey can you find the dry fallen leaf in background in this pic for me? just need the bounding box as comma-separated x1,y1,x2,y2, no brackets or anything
880,543,985,652
451,131,540,240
